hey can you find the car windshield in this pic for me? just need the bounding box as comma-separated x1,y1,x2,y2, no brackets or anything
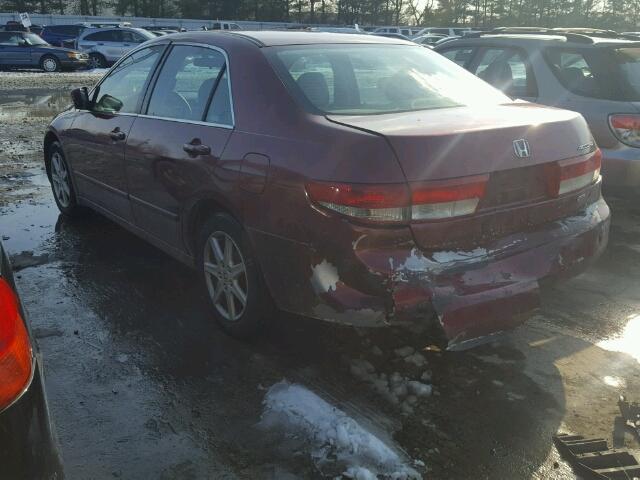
614,47,640,100
268,44,510,115
24,33,48,46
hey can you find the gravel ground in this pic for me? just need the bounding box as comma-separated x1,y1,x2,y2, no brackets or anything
1,71,640,480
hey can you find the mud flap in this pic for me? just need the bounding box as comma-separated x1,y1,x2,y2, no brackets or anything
432,279,541,351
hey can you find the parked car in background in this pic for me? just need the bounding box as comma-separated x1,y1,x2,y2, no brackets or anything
76,27,155,68
45,31,609,349
413,33,447,46
0,31,88,71
413,27,471,38
372,26,420,37
210,21,241,30
1,21,44,35
434,28,640,191
41,24,86,47
373,32,412,41
0,240,64,479
434,35,461,45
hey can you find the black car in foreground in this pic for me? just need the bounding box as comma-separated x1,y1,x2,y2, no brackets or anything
0,31,88,72
0,241,64,479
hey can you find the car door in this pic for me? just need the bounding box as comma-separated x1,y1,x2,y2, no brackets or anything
0,33,31,66
125,44,234,249
64,45,166,222
470,47,538,102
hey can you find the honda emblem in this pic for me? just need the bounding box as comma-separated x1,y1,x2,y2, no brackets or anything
513,139,531,158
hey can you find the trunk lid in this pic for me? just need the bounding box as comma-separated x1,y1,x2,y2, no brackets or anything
328,103,597,250
328,103,592,180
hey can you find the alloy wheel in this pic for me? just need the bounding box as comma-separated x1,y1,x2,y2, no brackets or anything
203,231,248,322
89,55,103,69
50,151,71,208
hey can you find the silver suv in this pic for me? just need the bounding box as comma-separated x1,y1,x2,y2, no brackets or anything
77,27,155,68
435,28,640,191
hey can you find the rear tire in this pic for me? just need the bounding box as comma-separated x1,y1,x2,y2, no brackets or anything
88,53,106,69
40,55,60,72
47,142,84,217
198,214,272,338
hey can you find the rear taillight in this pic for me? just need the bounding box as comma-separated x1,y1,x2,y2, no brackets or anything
305,182,410,222
609,114,640,147
305,174,488,223
545,149,602,197
410,175,488,220
0,278,32,410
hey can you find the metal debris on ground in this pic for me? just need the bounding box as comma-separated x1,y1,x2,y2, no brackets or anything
553,433,640,479
619,395,640,438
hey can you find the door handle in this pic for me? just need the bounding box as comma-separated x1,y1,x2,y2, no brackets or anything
183,139,211,156
109,128,126,141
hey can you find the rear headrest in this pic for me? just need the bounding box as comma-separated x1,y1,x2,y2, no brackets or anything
480,61,513,90
296,72,330,109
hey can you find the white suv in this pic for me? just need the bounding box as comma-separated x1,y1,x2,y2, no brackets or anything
77,27,155,68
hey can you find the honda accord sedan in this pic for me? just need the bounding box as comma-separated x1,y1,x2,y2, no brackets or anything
43,31,610,349
0,240,64,478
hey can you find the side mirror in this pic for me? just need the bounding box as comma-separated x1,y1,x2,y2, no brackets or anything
70,87,90,110
18,39,28,47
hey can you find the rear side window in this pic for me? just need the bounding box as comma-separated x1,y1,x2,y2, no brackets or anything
440,47,475,67
93,46,164,114
147,45,230,123
545,48,609,99
431,28,450,35
474,48,536,98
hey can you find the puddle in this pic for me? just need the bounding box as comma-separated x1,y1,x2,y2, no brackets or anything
0,90,71,122
598,313,640,363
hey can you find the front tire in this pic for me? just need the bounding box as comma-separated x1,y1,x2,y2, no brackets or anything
88,53,106,69
47,142,83,217
198,214,271,338
40,55,60,72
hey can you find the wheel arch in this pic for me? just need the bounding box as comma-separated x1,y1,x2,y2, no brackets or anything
183,195,243,258
43,130,61,175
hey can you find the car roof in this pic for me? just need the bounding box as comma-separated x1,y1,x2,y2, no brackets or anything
164,30,411,47
437,33,640,48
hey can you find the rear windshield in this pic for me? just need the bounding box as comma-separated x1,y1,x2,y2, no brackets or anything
545,46,640,101
267,44,510,115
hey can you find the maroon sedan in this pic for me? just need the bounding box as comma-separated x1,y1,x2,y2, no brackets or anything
44,31,610,349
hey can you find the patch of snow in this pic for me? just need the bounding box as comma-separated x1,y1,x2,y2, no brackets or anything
311,259,340,293
397,249,431,272
260,381,422,479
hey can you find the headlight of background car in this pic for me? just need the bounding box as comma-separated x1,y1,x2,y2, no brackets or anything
66,52,82,59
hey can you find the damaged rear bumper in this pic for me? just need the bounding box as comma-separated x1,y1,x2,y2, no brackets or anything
251,193,610,350
391,197,609,348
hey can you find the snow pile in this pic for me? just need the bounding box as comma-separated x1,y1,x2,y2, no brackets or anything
260,381,422,479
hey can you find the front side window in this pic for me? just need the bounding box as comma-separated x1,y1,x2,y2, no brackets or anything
147,45,228,122
474,48,535,98
84,30,117,42
269,44,509,115
93,46,164,114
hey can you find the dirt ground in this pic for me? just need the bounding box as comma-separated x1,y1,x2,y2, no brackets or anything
1,71,639,480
